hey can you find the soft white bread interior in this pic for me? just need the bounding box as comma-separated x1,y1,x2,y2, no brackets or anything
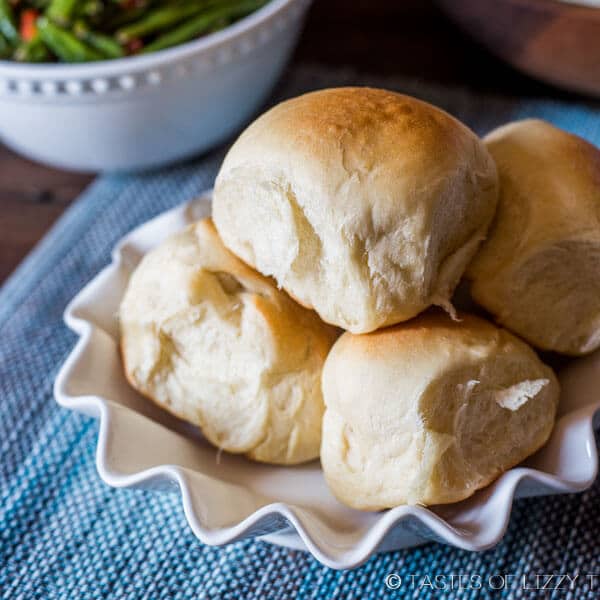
213,87,498,334
467,119,600,355
119,218,339,465
320,311,559,509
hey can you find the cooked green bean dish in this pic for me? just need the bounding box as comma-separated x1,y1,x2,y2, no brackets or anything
1,0,269,62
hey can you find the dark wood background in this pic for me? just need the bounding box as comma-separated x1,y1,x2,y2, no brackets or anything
0,0,577,284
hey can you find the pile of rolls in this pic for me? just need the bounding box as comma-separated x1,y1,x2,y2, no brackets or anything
120,88,600,509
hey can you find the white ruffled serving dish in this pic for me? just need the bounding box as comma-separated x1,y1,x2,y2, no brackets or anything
54,192,600,569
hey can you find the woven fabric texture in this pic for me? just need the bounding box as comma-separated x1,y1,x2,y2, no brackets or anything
1,66,600,599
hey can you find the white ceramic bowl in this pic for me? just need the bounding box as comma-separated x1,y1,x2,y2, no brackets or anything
0,0,311,172
54,192,600,570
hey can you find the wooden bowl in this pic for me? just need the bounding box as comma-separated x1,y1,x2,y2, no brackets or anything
437,0,600,96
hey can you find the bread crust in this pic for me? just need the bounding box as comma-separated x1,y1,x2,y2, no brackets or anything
214,87,498,333
320,311,560,509
467,119,600,355
119,218,339,465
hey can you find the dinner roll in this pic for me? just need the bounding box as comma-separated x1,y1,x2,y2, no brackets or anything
213,87,498,333
120,218,338,465
467,119,600,355
321,312,559,509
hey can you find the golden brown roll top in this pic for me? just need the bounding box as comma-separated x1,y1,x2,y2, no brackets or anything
467,119,600,355
214,87,498,333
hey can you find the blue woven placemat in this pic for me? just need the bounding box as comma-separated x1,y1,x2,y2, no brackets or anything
2,65,600,599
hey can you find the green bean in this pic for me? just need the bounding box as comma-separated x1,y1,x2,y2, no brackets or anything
79,0,103,18
103,4,148,31
0,0,19,45
4,0,269,62
116,1,221,43
14,36,51,61
207,17,230,34
141,0,266,53
0,32,11,57
37,16,103,61
73,19,124,58
47,0,81,26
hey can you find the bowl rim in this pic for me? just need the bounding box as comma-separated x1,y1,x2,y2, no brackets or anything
0,0,305,78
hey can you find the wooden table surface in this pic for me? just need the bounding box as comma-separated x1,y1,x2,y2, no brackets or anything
0,0,579,284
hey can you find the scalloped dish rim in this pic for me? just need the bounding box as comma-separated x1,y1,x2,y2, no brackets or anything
53,191,600,569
